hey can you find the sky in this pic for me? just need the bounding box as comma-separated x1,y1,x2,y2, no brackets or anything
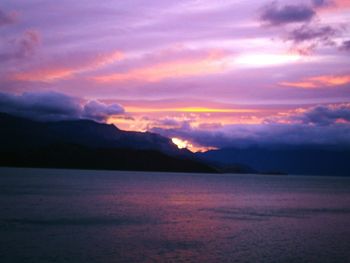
1,0,350,151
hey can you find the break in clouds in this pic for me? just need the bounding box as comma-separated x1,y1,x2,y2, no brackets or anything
1,90,350,149
151,104,350,149
0,0,349,150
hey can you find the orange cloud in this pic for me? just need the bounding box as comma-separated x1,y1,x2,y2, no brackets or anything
104,99,287,132
280,74,350,88
12,51,123,82
92,50,228,83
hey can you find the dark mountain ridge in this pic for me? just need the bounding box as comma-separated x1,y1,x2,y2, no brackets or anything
0,112,215,173
2,112,349,176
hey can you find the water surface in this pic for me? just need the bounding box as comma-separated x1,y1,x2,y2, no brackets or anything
1,167,349,263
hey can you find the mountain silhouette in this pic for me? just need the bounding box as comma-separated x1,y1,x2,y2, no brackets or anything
0,112,215,173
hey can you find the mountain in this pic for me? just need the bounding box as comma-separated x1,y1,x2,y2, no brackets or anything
0,112,184,154
0,112,216,173
198,146,350,176
4,112,347,176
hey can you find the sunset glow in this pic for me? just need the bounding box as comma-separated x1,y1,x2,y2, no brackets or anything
280,74,350,88
171,137,217,152
0,0,349,152
1,2,350,262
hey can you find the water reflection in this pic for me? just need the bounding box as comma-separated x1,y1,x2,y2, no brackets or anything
1,168,350,263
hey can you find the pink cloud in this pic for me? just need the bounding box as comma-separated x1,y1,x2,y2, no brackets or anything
10,51,123,82
280,74,350,88
92,50,229,83
0,30,40,62
0,8,18,27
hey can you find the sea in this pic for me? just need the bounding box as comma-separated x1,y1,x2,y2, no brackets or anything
0,167,349,263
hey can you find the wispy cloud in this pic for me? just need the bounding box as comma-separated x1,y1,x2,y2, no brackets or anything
280,74,350,88
287,24,338,44
286,24,342,54
0,8,18,27
340,40,350,51
11,51,123,82
0,30,40,62
92,50,229,83
150,103,350,148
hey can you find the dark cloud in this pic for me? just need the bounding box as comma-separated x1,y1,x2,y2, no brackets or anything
259,2,343,54
82,100,124,121
0,9,17,27
340,40,350,51
288,25,338,44
260,2,315,26
0,91,82,121
286,24,339,54
293,104,350,126
150,104,350,148
0,91,125,122
0,30,41,62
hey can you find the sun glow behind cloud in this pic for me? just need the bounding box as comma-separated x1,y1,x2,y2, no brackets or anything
125,106,258,113
171,137,217,152
1,0,350,153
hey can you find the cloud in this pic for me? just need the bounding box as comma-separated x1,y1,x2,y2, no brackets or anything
92,50,229,83
292,103,350,125
311,0,334,8
155,118,182,128
11,50,123,82
0,8,18,27
0,91,125,121
288,25,338,44
260,2,315,26
340,40,350,51
82,100,124,121
0,30,40,62
0,91,81,121
286,24,340,54
150,103,350,148
16,30,41,57
259,2,345,54
280,74,350,88
318,0,350,9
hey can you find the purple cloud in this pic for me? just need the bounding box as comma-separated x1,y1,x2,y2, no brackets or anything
260,2,315,26
0,8,17,27
293,104,350,126
16,30,41,57
340,40,350,51
286,24,339,54
288,25,338,44
83,100,124,121
311,0,334,8
0,30,40,62
0,91,81,121
150,103,350,149
0,91,125,121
